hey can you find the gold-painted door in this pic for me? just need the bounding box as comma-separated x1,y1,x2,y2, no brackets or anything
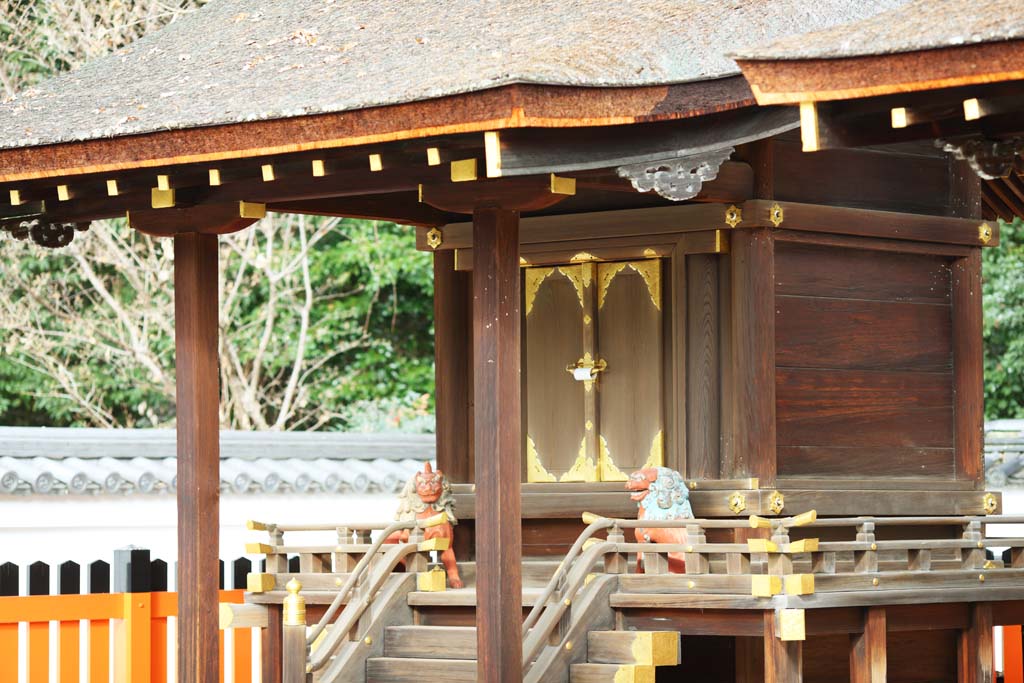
524,260,663,483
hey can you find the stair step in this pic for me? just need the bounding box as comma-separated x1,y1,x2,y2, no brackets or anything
385,625,477,659
571,663,656,683
366,657,477,682
588,630,680,666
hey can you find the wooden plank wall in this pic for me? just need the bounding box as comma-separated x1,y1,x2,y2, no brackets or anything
773,238,956,481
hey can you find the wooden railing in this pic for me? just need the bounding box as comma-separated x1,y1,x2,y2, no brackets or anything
521,512,1024,674
0,589,257,682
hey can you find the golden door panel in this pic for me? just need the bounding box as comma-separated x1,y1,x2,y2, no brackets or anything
596,261,664,480
524,267,588,482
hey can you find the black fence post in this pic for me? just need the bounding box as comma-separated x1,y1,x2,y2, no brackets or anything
113,548,150,593
28,561,49,596
150,559,168,592
59,561,80,595
232,557,252,590
0,562,18,596
88,560,110,594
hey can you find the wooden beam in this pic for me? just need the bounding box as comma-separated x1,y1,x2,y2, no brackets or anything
174,232,221,683
127,201,265,236
728,229,776,484
420,174,574,214
472,205,522,682
952,250,984,488
850,607,886,683
764,610,803,683
958,603,993,683
434,250,472,483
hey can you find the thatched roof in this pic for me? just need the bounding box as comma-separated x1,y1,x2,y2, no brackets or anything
0,0,902,152
733,0,1024,61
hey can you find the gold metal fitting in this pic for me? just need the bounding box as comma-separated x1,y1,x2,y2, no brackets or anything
769,203,784,227
978,541,984,549
870,543,877,551
364,636,373,645
724,205,742,228
983,492,998,515
872,578,879,587
768,491,785,515
979,223,993,245
984,560,996,570
564,641,573,651
283,578,306,626
728,492,747,515
979,574,986,583
687,580,696,589
425,228,443,250
563,598,571,606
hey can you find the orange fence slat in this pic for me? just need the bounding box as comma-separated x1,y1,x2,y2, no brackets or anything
0,593,123,623
1006,625,1024,683
151,616,168,683
0,622,18,681
234,628,253,683
220,628,226,683
90,619,110,683
28,621,49,683
59,620,79,683
118,592,152,683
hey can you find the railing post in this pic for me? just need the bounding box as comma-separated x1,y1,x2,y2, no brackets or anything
854,522,877,573
116,592,152,683
604,525,627,575
769,522,793,577
267,527,288,573
282,579,308,683
961,521,984,570
685,523,710,574
334,527,354,572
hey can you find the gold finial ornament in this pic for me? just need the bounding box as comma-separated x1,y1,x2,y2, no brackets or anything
982,492,998,514
728,492,747,515
283,578,306,626
724,204,742,228
767,491,785,515
769,203,784,227
425,228,443,250
978,223,993,245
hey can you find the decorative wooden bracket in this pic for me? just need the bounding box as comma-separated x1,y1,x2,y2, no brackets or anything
127,201,265,237
616,148,733,201
939,136,1024,180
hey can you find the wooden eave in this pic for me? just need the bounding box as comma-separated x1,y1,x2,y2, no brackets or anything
737,39,1024,106
0,79,753,184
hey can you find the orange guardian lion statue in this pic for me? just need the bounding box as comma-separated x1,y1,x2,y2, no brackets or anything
387,462,463,588
626,467,693,573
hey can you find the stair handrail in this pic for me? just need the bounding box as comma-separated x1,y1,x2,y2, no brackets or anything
307,541,421,673
306,519,419,647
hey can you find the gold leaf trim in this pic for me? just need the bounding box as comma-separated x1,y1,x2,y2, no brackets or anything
629,260,661,311
526,435,556,483
524,267,555,316
597,262,627,309
598,435,628,481
561,437,597,482
643,430,664,469
557,265,585,309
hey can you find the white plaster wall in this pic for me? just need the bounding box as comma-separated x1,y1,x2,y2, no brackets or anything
0,492,398,583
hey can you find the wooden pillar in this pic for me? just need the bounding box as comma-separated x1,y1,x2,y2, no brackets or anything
434,249,472,483
850,606,886,683
472,205,522,682
952,249,985,489
958,603,993,683
764,611,802,683
729,229,777,484
174,232,221,683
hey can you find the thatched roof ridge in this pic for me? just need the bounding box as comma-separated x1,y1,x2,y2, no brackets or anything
733,0,1024,61
0,0,902,151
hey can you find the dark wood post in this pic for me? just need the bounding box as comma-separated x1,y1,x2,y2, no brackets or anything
472,205,522,682
764,611,802,683
174,231,221,683
850,606,886,683
958,602,993,683
434,249,472,483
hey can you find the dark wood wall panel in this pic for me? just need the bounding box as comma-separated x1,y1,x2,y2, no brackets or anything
775,297,952,372
775,241,952,303
778,446,955,478
776,368,954,448
685,254,721,480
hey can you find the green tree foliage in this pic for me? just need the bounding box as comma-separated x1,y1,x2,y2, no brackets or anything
0,1,435,431
984,217,1024,419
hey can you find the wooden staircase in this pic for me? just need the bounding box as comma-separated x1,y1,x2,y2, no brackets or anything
364,625,680,683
